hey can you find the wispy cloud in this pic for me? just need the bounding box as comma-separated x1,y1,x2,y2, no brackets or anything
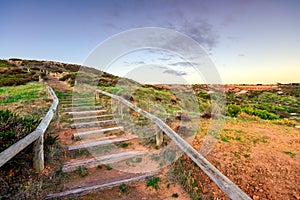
157,57,172,61
161,20,219,50
163,69,187,76
169,61,192,67
133,61,145,65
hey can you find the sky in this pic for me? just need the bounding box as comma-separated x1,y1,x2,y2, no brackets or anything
0,0,299,84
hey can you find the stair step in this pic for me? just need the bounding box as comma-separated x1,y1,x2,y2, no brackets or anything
62,102,100,107
64,105,103,111
68,110,107,116
73,126,123,138
60,100,95,105
68,136,137,151
62,151,144,172
46,172,158,199
60,99,94,102
70,119,117,129
70,114,114,122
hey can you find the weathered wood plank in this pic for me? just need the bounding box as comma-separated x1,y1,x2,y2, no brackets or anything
73,126,123,138
70,114,113,122
46,172,158,199
60,99,94,104
68,110,107,116
68,136,137,151
70,119,117,129
64,105,103,111
96,89,251,200
62,151,144,172
0,84,59,171
62,103,98,107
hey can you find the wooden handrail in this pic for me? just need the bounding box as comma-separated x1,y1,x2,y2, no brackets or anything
0,83,59,171
96,89,251,200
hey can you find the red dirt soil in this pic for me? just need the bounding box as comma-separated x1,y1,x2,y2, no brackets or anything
190,118,300,200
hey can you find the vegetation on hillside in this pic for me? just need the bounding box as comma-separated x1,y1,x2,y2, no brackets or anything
226,89,299,121
0,110,40,151
0,82,47,105
0,60,41,86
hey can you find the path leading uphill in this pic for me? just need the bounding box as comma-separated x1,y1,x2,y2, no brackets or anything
45,77,190,199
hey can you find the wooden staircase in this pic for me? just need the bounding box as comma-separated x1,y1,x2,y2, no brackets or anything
46,92,158,199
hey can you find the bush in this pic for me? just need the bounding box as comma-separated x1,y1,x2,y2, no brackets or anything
59,72,78,86
242,106,254,115
252,109,280,120
226,104,241,117
239,112,261,121
146,177,160,190
240,106,280,120
0,110,41,151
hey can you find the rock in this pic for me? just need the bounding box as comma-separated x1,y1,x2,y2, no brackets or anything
176,126,191,135
201,113,212,119
155,97,162,102
122,94,134,101
175,112,191,121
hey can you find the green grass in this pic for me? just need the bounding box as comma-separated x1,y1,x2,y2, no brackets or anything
119,184,127,193
283,151,295,158
221,137,229,142
0,82,46,105
76,166,88,177
118,142,129,148
172,193,179,198
73,149,90,158
106,164,113,170
243,154,250,158
0,110,41,151
146,177,160,190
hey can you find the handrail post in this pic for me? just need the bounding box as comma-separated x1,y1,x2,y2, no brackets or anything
156,125,163,146
118,102,123,119
95,91,99,101
33,133,44,172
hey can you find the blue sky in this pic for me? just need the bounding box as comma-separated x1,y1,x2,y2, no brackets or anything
1,0,299,84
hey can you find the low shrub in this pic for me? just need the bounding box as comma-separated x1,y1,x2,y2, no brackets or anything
252,108,280,120
146,177,160,190
226,104,241,117
242,106,254,115
273,118,298,127
239,112,260,121
0,110,41,152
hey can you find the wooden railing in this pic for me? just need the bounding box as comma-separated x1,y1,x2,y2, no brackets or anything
95,89,251,200
0,83,58,172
